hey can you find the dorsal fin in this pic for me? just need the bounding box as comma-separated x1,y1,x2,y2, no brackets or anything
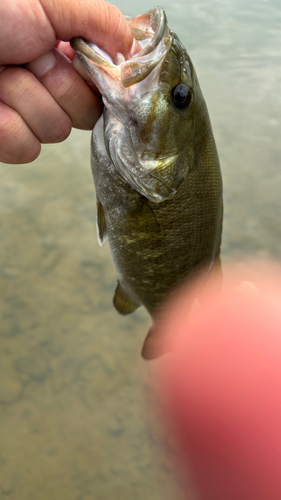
113,282,139,315
96,199,107,246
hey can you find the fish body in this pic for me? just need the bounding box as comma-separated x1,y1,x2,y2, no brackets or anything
71,7,223,357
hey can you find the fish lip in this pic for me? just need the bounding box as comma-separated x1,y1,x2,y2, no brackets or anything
125,6,167,60
70,7,171,88
70,37,114,66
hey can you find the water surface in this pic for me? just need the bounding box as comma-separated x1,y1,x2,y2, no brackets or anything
0,1,280,498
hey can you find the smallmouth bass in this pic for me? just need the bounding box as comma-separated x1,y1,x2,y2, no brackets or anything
71,7,223,359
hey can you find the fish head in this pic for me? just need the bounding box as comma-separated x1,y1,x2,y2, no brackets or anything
71,7,205,203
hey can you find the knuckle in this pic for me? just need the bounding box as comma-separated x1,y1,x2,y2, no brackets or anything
0,104,41,164
0,67,35,104
42,114,72,144
56,119,72,142
0,141,41,164
22,142,41,163
54,77,78,105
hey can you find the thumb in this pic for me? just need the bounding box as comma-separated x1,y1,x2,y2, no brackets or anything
0,0,134,64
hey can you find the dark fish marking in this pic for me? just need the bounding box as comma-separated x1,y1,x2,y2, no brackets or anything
96,199,107,245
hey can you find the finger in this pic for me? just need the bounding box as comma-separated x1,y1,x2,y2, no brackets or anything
0,0,135,65
161,262,281,499
56,41,99,93
0,101,41,164
42,0,137,59
27,48,102,130
55,43,99,93
55,41,76,61
0,64,72,143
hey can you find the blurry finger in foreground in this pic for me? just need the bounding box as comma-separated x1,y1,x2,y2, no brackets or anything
157,261,281,500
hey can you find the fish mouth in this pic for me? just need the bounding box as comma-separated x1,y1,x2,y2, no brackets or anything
70,7,171,89
71,8,180,204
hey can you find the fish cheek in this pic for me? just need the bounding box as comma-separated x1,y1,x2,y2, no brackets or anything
138,92,178,153
136,90,164,144
167,101,195,151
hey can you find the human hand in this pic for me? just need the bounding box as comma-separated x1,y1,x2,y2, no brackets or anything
158,262,281,500
0,0,137,164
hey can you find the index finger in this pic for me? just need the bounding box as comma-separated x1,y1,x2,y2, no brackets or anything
0,0,135,65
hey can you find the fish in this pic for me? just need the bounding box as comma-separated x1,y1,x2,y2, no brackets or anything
71,7,223,359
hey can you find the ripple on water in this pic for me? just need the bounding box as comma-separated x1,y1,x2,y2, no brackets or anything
14,355,49,383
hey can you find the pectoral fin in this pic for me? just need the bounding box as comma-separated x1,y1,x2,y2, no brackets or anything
138,200,160,234
96,199,107,246
113,282,139,315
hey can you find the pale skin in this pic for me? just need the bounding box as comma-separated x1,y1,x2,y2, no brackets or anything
158,263,281,499
0,0,138,164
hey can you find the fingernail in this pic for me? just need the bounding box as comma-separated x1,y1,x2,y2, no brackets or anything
27,51,57,78
72,56,91,81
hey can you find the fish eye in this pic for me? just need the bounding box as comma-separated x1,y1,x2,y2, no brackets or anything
171,84,192,110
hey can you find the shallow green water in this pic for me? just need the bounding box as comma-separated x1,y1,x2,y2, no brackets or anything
0,1,280,498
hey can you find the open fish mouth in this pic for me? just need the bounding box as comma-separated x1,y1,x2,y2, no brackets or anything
70,7,171,90
70,7,194,203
